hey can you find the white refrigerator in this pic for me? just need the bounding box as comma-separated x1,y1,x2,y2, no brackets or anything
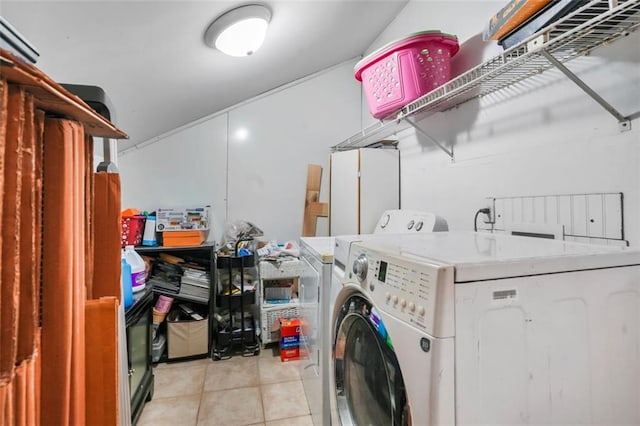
329,148,399,236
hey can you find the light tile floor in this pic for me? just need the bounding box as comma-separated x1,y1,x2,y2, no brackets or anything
138,346,312,426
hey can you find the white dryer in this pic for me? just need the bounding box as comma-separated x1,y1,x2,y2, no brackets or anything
299,210,447,426
332,231,640,425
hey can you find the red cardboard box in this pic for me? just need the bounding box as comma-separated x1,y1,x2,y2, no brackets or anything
279,318,304,361
279,318,301,338
280,346,308,362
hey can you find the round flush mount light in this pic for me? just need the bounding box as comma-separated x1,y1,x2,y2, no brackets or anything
204,3,272,57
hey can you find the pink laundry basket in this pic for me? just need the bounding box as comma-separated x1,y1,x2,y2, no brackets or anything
355,31,460,120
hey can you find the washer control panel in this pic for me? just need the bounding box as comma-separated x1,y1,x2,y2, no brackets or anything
346,243,454,338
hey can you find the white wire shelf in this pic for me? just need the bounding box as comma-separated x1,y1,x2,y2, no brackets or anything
332,0,640,152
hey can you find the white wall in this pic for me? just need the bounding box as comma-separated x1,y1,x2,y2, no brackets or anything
118,60,362,243
364,1,640,246
118,114,228,241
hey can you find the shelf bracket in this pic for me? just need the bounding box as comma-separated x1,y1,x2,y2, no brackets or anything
540,49,631,132
96,137,120,172
404,117,454,159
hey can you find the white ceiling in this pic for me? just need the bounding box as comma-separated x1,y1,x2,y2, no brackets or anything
2,0,408,151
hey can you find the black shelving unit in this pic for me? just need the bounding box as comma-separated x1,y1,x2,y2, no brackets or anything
135,243,216,362
126,284,154,425
213,252,260,360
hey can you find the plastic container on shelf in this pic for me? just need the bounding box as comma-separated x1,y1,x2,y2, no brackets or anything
354,30,459,119
121,258,134,309
121,215,146,247
142,215,157,246
152,295,174,325
265,286,292,303
123,245,147,292
154,295,174,313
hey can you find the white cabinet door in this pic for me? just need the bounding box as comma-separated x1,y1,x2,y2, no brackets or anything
330,148,399,235
330,150,360,235
359,149,399,234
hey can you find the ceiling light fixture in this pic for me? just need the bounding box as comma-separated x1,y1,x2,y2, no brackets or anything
204,3,271,57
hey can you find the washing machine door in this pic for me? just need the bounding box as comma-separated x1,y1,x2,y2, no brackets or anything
333,293,409,426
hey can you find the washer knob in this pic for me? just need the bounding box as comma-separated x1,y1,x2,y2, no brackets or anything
379,214,390,229
352,254,368,282
385,292,391,301
415,221,424,231
392,295,398,305
409,302,416,312
418,306,426,316
400,299,407,308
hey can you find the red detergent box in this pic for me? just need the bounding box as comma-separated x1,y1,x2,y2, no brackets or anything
279,318,304,361
280,346,308,362
279,318,301,339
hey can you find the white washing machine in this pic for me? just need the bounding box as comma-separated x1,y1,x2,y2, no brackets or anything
332,231,640,425
299,210,447,426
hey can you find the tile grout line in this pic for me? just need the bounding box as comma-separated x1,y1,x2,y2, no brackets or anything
195,360,209,426
258,355,268,425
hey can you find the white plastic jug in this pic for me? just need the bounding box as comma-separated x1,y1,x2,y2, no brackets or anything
123,245,147,292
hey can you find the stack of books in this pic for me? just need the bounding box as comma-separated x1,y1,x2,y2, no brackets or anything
149,260,182,294
179,263,210,302
149,277,179,294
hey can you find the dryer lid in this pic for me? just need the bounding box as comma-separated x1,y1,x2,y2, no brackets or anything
356,231,640,282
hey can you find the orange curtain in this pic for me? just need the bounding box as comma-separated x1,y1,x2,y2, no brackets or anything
85,297,119,424
85,170,123,425
0,75,10,426
92,172,122,303
1,85,25,388
0,82,43,425
1,83,26,425
84,135,95,300
40,118,87,425
1,75,122,425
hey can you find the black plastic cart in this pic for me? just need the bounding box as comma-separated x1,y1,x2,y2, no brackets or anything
212,240,260,360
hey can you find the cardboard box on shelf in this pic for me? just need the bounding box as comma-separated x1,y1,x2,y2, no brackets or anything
156,206,210,232
166,311,208,359
162,230,205,247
